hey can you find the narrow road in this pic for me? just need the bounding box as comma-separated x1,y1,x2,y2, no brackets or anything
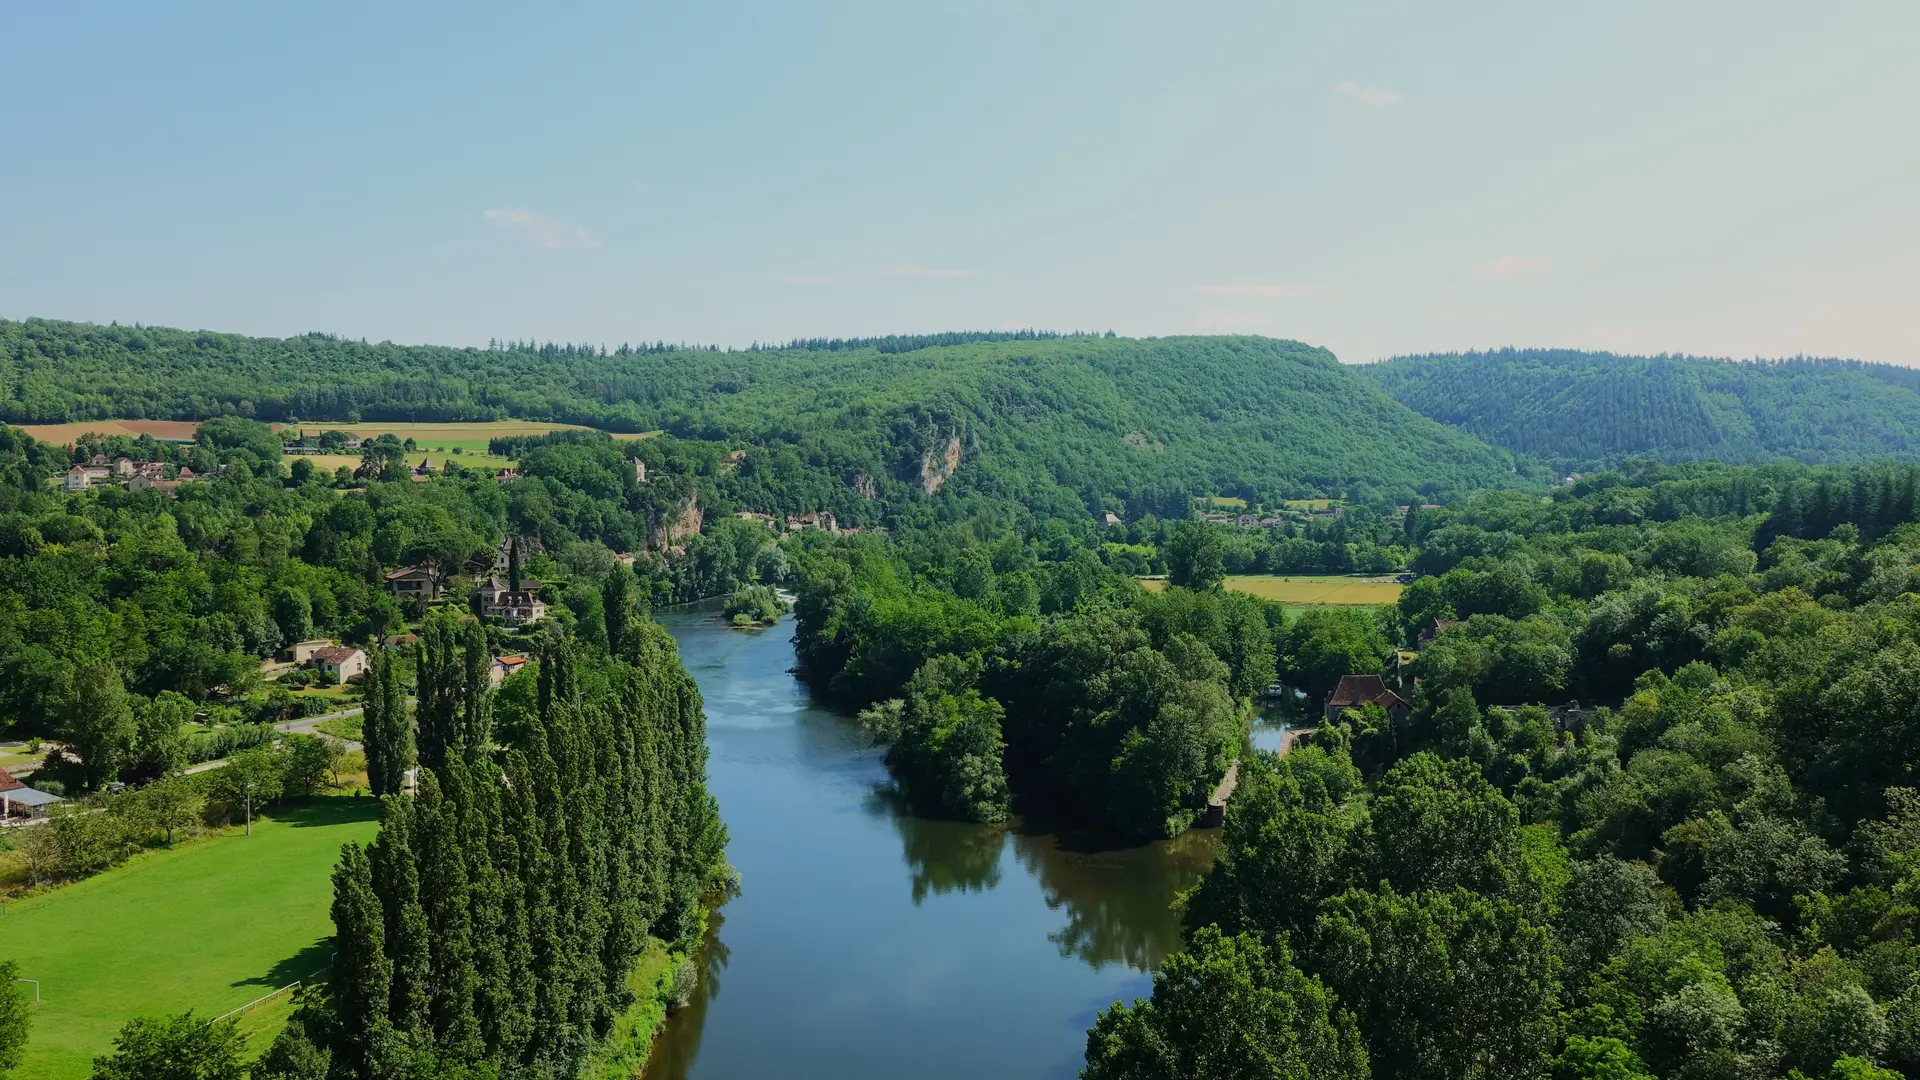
181,699,397,775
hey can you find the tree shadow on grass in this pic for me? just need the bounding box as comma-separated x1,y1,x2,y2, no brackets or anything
233,937,335,990
263,795,381,829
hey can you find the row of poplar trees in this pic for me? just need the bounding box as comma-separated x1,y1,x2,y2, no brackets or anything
264,607,727,1079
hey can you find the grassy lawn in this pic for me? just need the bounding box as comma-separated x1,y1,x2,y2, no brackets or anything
0,797,380,1079
1282,498,1338,510
1141,574,1403,606
315,716,363,741
1198,495,1248,508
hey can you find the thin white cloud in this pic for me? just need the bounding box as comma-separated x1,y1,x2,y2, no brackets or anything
1331,81,1402,108
1197,309,1272,330
890,266,978,279
1469,255,1552,278
1196,284,1325,299
483,208,603,250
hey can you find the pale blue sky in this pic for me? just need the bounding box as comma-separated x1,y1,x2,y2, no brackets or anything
3,1,1916,363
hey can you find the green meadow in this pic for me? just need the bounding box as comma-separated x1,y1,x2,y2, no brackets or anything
0,797,379,1078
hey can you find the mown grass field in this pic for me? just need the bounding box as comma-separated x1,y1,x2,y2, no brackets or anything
1141,574,1403,606
0,797,380,1079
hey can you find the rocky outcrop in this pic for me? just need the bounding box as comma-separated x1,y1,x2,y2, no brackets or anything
648,490,702,551
919,435,963,495
851,473,878,500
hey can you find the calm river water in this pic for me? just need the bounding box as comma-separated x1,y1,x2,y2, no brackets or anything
643,610,1223,1080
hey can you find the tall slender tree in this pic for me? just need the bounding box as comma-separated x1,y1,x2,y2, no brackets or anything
361,649,413,798
328,844,393,1080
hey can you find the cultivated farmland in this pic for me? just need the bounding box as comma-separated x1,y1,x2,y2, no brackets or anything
1140,574,1403,606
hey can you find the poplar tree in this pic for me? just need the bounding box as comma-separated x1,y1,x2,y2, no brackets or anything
329,844,393,1080
459,620,492,759
414,772,480,1060
361,649,413,797
602,564,634,659
370,799,432,1037
415,611,463,770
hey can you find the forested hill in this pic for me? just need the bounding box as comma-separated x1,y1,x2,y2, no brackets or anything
1360,348,1920,470
0,318,1514,507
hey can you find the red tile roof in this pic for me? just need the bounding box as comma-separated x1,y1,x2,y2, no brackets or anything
1327,674,1405,710
0,766,23,792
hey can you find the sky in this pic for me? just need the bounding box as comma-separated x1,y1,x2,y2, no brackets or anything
2,1,1917,364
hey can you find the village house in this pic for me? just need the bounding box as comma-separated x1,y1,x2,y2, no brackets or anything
612,552,639,569
65,466,92,492
128,474,182,496
473,577,548,625
311,646,368,685
1416,620,1464,650
1102,512,1122,527
1202,512,1231,524
385,565,444,603
1323,674,1411,726
633,458,648,484
0,766,64,819
382,632,420,649
787,511,838,533
494,468,520,484
113,457,136,477
489,654,529,688
280,638,336,664
410,458,434,482
735,511,777,527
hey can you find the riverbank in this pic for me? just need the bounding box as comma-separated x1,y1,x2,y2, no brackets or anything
640,610,1219,1080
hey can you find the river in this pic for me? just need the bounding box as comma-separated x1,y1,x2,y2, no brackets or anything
642,610,1225,1079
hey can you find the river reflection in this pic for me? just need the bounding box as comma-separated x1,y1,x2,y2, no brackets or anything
643,612,1220,1080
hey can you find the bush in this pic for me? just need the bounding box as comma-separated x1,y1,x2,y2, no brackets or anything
668,958,700,1013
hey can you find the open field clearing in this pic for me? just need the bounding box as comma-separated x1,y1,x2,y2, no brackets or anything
295,451,517,472
1140,574,1403,606
14,419,201,443
0,797,380,1079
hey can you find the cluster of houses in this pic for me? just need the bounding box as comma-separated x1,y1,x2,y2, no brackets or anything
733,509,857,535
1203,512,1292,527
384,538,554,626
281,433,365,454
64,455,201,496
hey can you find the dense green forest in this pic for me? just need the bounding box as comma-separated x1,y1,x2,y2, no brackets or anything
1,318,1515,510
1362,349,1920,471
17,314,1920,1079
772,454,1920,1080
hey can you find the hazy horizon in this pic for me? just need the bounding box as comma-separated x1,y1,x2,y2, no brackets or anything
4,1,1915,365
